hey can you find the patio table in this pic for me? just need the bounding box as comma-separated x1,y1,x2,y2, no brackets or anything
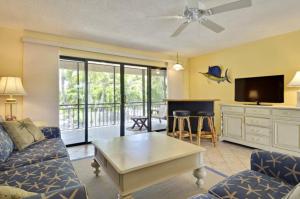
131,116,148,130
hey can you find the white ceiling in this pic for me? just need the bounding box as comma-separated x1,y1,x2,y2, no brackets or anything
1,0,300,57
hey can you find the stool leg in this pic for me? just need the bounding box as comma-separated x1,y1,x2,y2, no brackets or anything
179,118,183,140
186,117,192,143
197,117,203,146
172,117,177,137
208,117,217,147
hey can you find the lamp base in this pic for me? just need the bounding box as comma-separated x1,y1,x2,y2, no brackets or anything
6,95,16,103
297,91,300,107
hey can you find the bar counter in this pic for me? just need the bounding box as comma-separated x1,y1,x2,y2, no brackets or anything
167,99,219,133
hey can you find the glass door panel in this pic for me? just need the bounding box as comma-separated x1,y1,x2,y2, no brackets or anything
124,65,148,135
59,59,86,145
87,61,121,141
151,68,168,131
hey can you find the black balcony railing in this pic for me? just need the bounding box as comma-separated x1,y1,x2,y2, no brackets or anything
59,101,165,130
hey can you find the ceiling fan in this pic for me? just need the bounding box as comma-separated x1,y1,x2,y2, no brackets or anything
151,0,252,37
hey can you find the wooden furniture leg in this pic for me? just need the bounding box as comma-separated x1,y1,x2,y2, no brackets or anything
172,117,177,137
193,154,206,187
186,117,193,143
197,116,203,146
91,159,100,176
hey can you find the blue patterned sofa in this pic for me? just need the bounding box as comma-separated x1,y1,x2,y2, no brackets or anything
191,150,300,199
0,125,88,199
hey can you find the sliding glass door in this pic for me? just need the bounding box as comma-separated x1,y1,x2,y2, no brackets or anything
59,59,86,145
151,68,167,131
87,61,121,141
124,65,148,135
59,56,168,146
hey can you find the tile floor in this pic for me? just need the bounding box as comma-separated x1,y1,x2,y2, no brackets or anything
67,137,254,176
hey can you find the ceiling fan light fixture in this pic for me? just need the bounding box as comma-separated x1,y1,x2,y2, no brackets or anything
173,53,184,71
173,63,184,71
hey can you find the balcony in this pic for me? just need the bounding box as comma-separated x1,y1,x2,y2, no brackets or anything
59,101,167,145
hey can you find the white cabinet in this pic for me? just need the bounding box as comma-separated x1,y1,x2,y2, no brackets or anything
223,115,244,139
221,104,300,155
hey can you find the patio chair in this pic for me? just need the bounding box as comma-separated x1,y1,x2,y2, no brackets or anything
151,105,167,123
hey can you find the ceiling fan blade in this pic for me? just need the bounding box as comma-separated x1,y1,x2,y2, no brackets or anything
200,18,225,33
148,15,185,20
171,21,190,37
205,0,252,15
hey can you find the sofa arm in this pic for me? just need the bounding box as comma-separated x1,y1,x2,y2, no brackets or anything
24,185,88,199
41,127,61,139
251,150,300,186
189,193,218,199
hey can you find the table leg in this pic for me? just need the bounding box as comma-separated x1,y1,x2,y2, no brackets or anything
139,119,148,130
193,154,206,187
91,159,101,177
118,193,133,199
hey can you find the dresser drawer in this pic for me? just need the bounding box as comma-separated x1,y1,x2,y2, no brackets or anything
245,108,271,115
245,117,271,127
222,106,244,114
246,134,271,145
273,109,300,118
245,125,271,137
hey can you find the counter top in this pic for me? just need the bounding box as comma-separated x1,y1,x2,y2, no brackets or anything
166,99,220,102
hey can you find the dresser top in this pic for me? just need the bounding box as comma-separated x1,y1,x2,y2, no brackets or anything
221,103,300,110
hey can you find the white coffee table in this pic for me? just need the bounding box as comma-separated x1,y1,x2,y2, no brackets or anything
91,133,206,199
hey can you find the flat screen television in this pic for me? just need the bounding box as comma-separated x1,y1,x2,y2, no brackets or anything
235,75,284,105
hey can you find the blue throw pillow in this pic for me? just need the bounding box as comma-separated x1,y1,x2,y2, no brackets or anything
0,124,14,163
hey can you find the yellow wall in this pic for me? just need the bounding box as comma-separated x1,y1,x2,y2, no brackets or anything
189,30,300,133
0,27,24,119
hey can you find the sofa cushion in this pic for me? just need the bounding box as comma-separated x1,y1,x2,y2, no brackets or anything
209,170,293,199
0,157,81,194
0,138,68,171
0,185,36,198
0,125,14,163
2,118,45,150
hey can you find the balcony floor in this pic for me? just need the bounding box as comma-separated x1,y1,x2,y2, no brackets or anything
61,119,167,145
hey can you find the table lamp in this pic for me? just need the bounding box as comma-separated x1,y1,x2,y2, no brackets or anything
0,77,26,121
288,71,300,107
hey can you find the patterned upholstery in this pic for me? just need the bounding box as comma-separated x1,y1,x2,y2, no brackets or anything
0,138,68,171
41,127,61,139
0,125,14,163
24,185,88,199
0,157,81,193
251,150,300,186
191,150,300,199
209,170,292,199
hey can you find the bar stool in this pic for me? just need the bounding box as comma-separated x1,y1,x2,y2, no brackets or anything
197,111,217,147
172,110,192,143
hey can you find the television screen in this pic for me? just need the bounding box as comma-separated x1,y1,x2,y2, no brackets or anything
235,75,284,104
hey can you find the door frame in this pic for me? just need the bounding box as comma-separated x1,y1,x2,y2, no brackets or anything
59,55,167,146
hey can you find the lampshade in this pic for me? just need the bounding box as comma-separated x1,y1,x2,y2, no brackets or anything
288,72,300,87
0,77,26,96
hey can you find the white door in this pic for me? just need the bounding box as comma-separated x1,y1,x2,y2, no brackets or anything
223,114,244,139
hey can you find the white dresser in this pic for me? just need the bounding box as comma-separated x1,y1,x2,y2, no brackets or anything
221,104,300,155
